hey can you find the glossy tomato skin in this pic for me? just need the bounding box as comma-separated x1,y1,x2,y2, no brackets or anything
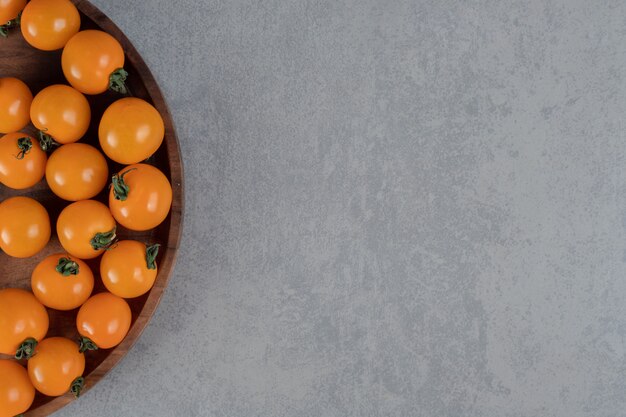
30,85,90,144
0,132,46,189
57,200,116,259
0,196,50,258
77,292,131,349
46,143,108,201
101,240,158,298
62,30,124,95
0,77,32,134
0,360,35,417
0,288,49,356
0,0,26,24
109,164,172,231
99,98,165,164
27,337,85,397
31,254,94,311
20,0,80,51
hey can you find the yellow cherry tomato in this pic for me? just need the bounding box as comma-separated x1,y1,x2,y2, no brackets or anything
56,200,116,259
0,288,49,357
0,132,46,189
31,254,94,310
30,84,90,145
46,143,108,201
109,164,172,231
62,30,126,95
0,77,32,134
20,0,80,51
99,98,165,164
101,240,160,298
77,292,131,349
27,337,85,397
0,360,35,417
0,0,26,24
0,196,50,258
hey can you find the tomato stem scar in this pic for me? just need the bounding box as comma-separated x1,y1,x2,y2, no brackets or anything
15,337,38,360
56,257,80,276
0,12,21,38
90,227,117,251
37,130,59,152
111,168,136,201
78,336,98,353
70,376,85,398
109,68,129,94
15,137,32,160
146,244,161,270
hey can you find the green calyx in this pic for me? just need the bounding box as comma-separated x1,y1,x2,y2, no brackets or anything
37,130,59,152
56,257,80,276
70,376,85,398
0,12,21,38
78,336,98,354
111,168,136,201
15,137,32,160
109,68,129,94
90,227,117,251
146,244,161,270
15,337,37,360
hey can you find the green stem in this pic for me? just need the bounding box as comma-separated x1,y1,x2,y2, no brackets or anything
56,257,80,276
37,130,59,152
70,376,85,398
78,336,98,353
15,137,32,160
146,244,161,270
90,227,117,251
15,337,37,360
109,68,129,94
111,168,136,201
0,12,21,38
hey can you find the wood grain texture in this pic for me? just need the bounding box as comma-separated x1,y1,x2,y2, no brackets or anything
0,1,184,415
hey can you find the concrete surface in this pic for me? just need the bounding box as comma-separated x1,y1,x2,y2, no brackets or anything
60,0,626,416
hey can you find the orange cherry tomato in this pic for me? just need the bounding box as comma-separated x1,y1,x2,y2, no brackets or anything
31,253,94,310
56,200,116,259
20,0,80,51
0,132,46,189
0,196,50,258
30,85,90,145
77,292,131,349
62,30,126,95
99,98,165,164
46,143,108,201
109,164,172,231
101,240,160,298
0,0,25,24
0,360,35,417
27,337,85,397
0,288,49,357
0,77,32,134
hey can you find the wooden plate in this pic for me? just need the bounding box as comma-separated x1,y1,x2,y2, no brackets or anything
0,1,184,415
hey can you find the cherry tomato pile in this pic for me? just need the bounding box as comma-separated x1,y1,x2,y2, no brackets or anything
0,1,173,415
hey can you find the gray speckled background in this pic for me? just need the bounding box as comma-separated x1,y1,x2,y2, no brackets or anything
59,0,626,416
